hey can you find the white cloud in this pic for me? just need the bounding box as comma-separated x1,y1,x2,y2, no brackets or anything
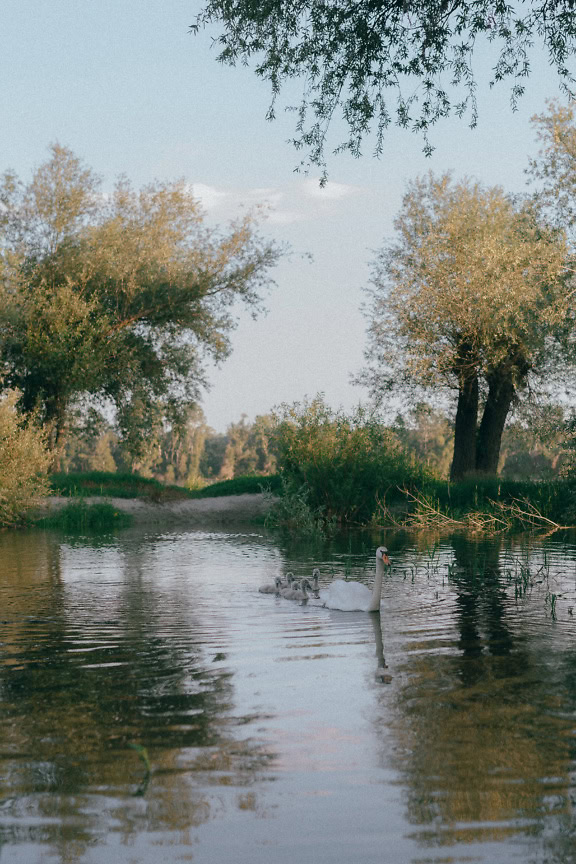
301,178,360,200
190,183,229,211
266,208,306,225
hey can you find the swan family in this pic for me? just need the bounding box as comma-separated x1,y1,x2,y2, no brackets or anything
258,547,391,612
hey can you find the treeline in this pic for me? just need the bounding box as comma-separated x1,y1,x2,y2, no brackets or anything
57,399,569,488
59,409,278,487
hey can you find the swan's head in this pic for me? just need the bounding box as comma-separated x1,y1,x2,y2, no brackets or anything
285,572,295,584
312,568,320,578
376,546,391,566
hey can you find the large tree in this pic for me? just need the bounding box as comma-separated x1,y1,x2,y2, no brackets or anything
360,173,572,479
193,1,576,175
0,145,280,456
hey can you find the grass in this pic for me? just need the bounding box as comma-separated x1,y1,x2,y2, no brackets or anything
35,500,132,531
50,470,192,501
373,477,576,534
187,474,282,498
50,470,281,501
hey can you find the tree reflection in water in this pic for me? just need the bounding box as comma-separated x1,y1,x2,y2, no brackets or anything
0,531,274,862
377,532,576,854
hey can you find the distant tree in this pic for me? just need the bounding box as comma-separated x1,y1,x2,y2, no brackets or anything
0,145,280,462
200,432,229,478
393,404,453,477
193,1,576,175
361,173,572,479
217,414,277,479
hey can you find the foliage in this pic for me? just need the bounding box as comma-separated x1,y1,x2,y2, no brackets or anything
272,396,427,525
363,173,570,393
216,414,277,479
360,172,572,477
527,99,576,240
193,1,576,175
50,471,192,501
266,476,327,538
0,391,51,525
188,473,282,498
393,404,453,478
0,144,280,456
35,500,132,532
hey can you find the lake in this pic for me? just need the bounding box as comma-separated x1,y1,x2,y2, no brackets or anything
1,525,576,863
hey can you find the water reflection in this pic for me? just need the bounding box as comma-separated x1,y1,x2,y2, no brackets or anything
0,530,274,862
1,527,576,863
380,533,576,858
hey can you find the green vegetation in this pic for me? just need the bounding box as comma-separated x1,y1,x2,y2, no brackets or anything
35,500,132,532
381,477,576,533
0,392,51,525
50,471,193,501
361,172,572,481
0,144,279,460
194,1,576,174
267,397,576,536
270,397,428,530
187,474,282,498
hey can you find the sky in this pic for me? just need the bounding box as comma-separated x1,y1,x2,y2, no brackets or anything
1,1,572,431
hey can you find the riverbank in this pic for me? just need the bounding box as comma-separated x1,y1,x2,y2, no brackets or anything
35,493,275,527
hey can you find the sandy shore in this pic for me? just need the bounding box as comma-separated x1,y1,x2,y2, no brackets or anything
37,493,275,527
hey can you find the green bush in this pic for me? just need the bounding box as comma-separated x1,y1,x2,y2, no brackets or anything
35,500,132,532
0,392,51,525
50,471,192,501
272,397,428,526
420,476,576,525
188,474,282,498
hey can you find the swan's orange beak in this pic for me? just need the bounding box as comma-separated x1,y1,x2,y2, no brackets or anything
382,554,391,566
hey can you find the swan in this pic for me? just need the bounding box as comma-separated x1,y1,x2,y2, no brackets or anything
289,579,311,602
317,547,391,612
279,573,298,598
258,576,282,594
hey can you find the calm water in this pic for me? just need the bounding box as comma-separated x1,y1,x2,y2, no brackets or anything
1,526,576,863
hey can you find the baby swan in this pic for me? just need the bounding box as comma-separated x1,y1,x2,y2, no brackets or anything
259,575,282,594
289,578,312,602
279,573,298,598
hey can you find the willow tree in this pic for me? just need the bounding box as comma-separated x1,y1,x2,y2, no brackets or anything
361,173,571,480
193,1,576,175
0,145,280,455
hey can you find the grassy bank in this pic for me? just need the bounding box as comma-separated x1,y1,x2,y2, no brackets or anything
380,477,576,532
49,471,281,501
50,471,193,501
35,500,132,532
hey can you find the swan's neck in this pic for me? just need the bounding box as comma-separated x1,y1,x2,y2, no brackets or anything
368,557,385,612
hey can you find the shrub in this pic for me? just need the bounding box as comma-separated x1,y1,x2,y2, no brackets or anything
188,474,282,498
36,500,131,532
272,397,428,525
0,392,51,525
49,470,192,501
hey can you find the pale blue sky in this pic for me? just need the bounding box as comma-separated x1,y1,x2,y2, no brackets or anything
1,1,571,430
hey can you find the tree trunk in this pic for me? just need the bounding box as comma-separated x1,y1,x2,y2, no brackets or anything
475,369,516,475
450,349,479,480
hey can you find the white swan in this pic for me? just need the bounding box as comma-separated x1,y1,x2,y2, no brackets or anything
317,547,391,612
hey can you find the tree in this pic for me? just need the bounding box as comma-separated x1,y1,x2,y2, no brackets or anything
0,145,280,459
528,100,576,240
360,173,572,479
0,391,51,524
193,1,576,175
